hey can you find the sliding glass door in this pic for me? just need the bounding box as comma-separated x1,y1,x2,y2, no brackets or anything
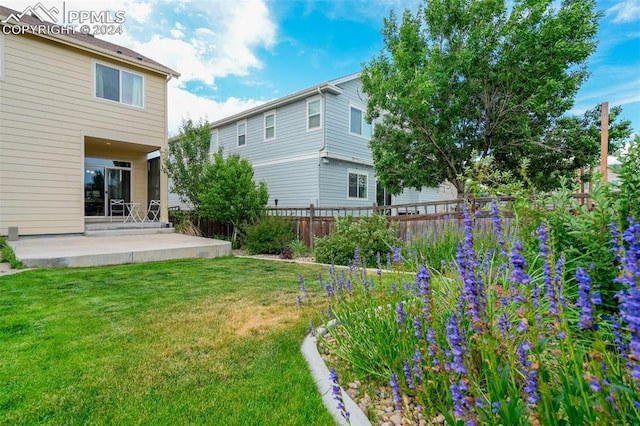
84,158,132,217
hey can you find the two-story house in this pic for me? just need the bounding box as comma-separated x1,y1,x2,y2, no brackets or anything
0,6,179,236
205,73,456,210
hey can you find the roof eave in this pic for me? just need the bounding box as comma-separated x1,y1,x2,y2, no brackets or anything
210,83,343,128
0,21,180,78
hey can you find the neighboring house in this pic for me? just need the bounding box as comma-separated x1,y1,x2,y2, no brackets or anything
208,73,456,212
0,6,179,236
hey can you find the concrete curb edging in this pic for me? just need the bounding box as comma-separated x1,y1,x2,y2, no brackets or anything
301,327,372,426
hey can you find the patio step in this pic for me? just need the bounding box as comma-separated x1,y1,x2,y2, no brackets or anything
84,228,176,237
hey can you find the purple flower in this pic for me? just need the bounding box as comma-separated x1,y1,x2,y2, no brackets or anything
391,246,404,264
396,302,407,330
615,220,640,383
426,328,440,367
414,315,423,340
590,379,602,392
403,359,415,389
413,347,423,384
446,313,467,374
296,295,302,308
576,267,598,331
538,223,559,316
390,372,402,410
298,275,308,297
330,369,350,421
450,382,466,418
610,316,628,354
518,341,540,406
498,313,510,338
416,264,432,319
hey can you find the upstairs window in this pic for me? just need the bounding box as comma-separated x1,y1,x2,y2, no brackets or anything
95,63,143,107
209,129,218,154
307,97,322,130
348,170,368,199
349,106,372,138
237,121,247,146
264,111,276,140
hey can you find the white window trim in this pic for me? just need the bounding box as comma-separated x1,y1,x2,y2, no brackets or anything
93,60,145,108
349,104,372,139
264,110,276,141
347,169,369,200
237,120,247,147
0,33,5,81
209,129,219,155
306,96,322,132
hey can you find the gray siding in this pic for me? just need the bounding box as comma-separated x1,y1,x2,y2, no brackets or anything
217,97,324,162
325,79,372,160
319,160,375,208
253,157,319,207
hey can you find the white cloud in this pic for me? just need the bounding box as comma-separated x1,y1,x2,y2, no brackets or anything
607,1,640,23
167,80,267,136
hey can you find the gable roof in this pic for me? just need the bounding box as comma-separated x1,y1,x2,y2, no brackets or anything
209,72,361,128
0,5,179,78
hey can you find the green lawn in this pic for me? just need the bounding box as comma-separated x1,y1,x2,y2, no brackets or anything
0,257,333,425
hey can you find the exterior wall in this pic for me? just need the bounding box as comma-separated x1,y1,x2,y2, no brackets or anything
219,96,324,161
325,78,372,160
0,31,168,235
319,160,375,208
253,157,320,207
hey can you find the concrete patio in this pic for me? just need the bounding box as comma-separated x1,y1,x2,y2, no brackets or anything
8,233,232,268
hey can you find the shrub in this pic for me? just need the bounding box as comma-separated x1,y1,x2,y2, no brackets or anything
244,216,294,255
314,214,399,266
288,239,308,258
0,237,24,269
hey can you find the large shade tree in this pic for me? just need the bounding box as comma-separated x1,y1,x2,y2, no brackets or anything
361,0,607,195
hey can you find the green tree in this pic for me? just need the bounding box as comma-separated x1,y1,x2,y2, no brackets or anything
512,104,632,191
163,118,211,213
199,153,269,241
362,0,601,196
614,135,640,227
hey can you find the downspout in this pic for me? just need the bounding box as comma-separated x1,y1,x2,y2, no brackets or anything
317,86,326,208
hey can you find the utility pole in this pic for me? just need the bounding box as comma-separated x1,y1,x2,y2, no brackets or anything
601,101,609,181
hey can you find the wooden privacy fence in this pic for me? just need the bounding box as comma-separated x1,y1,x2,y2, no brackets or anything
265,196,517,249
170,193,591,248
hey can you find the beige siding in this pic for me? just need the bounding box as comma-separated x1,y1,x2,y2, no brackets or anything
0,32,169,235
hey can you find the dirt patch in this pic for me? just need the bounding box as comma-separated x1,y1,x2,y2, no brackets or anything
229,301,301,337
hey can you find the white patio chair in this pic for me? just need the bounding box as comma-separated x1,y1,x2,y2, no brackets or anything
146,199,161,222
110,199,125,222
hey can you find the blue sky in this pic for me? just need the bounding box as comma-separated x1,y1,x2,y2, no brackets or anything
5,0,639,137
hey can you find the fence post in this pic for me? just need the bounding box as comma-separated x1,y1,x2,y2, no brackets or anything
373,202,378,215
309,203,315,250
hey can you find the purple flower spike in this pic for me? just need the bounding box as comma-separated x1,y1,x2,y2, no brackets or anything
518,341,540,406
330,369,350,421
403,359,415,389
391,246,404,264
390,372,402,410
576,267,598,331
446,313,467,374
413,347,424,384
416,264,432,319
396,302,407,330
538,223,559,316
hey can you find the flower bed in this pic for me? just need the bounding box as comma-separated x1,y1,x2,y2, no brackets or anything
300,204,640,425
